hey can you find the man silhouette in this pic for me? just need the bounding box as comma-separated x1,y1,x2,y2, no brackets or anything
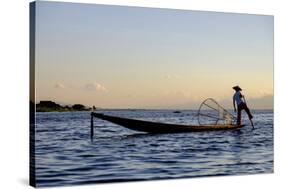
232,85,253,125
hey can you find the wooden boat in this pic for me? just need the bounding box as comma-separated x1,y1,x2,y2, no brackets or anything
92,112,244,133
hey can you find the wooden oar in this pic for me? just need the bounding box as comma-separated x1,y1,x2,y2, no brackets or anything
243,96,254,129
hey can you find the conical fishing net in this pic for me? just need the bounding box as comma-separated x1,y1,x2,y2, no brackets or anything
197,98,236,125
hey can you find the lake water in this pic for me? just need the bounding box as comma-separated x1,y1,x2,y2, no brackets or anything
35,110,273,187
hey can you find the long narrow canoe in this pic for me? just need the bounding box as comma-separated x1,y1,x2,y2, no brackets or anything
92,112,244,133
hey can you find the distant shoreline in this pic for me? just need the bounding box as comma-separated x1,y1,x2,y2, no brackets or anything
35,101,91,112
32,100,273,112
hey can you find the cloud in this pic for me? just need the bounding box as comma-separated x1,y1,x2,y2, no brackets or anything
54,82,65,89
84,82,107,92
247,95,273,109
164,74,181,80
256,90,273,98
217,94,273,110
164,74,172,80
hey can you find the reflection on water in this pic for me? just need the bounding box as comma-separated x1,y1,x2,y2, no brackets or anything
35,110,273,187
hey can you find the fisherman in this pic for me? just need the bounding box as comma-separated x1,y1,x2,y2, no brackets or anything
232,85,253,125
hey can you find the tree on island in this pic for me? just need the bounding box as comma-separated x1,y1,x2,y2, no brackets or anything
72,104,86,111
36,101,90,112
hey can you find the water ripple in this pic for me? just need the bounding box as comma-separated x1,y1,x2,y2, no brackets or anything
35,110,273,187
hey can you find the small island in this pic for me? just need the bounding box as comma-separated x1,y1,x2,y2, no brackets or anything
36,101,92,112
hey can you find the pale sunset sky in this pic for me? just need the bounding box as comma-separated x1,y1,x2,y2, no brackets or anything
35,1,273,109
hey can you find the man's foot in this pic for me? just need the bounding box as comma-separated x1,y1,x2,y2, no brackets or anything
250,120,254,129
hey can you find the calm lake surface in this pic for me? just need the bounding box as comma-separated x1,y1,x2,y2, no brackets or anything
35,110,273,187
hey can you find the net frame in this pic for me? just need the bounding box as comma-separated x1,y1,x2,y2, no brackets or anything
197,98,236,125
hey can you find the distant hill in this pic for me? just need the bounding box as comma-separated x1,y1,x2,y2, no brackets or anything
36,101,91,112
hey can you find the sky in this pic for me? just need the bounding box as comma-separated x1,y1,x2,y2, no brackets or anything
34,1,273,109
